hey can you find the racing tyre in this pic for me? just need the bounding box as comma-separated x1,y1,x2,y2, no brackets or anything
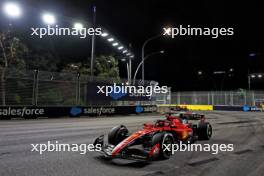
150,132,174,160
198,122,212,140
108,125,128,145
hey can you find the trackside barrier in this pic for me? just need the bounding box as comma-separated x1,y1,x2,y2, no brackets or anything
213,105,244,111
0,105,157,119
157,104,213,113
157,104,263,113
213,105,263,112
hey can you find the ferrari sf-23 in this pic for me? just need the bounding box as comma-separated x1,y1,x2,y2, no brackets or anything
94,113,212,161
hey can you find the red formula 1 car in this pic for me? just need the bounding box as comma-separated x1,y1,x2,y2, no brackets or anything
94,114,212,161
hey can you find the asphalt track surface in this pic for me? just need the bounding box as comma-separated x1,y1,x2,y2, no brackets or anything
0,111,264,176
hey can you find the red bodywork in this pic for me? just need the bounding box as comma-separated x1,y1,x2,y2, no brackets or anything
111,115,193,157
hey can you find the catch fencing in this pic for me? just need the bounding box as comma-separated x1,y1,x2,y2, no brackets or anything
0,68,154,106
2,68,263,107
169,91,264,106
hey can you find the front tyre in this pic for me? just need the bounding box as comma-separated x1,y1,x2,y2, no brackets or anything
150,133,174,160
161,133,174,159
108,125,128,145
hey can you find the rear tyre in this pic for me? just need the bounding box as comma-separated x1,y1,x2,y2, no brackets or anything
198,122,212,140
108,125,128,145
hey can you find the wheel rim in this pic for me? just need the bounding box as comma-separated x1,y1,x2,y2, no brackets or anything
162,136,173,157
207,124,212,138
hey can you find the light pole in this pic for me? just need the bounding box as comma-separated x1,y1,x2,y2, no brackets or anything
142,34,161,83
90,6,96,80
128,55,133,84
121,58,130,82
121,55,134,84
248,75,252,90
220,68,234,91
134,50,164,84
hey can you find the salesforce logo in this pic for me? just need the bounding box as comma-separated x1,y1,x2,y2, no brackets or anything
109,89,127,100
243,105,262,112
136,105,144,113
70,107,82,116
243,106,250,112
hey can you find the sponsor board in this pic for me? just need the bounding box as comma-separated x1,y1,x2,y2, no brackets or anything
69,107,116,117
243,106,262,112
0,107,45,118
213,105,244,111
135,105,157,114
70,106,157,116
157,104,213,111
83,107,115,116
157,105,263,112
86,82,157,104
0,105,157,119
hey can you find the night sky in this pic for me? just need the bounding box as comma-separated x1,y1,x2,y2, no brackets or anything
1,0,263,91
